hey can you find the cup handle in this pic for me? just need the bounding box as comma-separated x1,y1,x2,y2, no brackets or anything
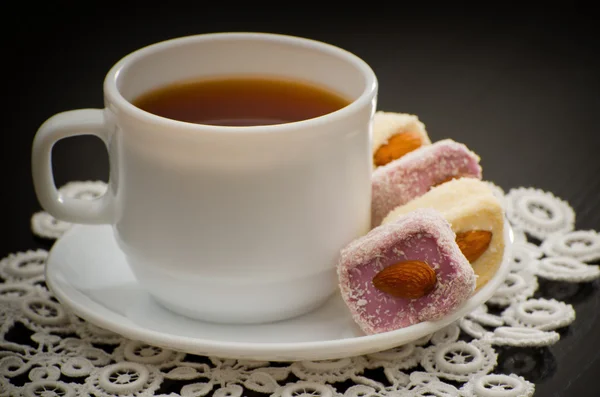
32,109,114,224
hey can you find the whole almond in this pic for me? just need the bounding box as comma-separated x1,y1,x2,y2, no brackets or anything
372,260,437,299
456,230,492,263
374,130,423,166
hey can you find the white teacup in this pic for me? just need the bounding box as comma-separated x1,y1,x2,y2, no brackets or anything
32,32,378,324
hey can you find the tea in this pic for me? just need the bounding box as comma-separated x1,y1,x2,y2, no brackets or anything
132,76,350,126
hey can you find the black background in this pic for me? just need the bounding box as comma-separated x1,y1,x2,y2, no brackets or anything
2,3,599,396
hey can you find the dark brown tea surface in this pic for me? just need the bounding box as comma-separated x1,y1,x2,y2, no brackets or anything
132,76,351,126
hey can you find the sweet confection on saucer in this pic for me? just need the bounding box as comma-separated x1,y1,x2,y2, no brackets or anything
371,139,482,227
338,208,476,335
371,111,431,168
382,178,505,290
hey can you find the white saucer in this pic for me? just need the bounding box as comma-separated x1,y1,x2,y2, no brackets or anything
46,223,513,361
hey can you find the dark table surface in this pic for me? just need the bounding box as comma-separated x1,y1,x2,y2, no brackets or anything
3,4,599,397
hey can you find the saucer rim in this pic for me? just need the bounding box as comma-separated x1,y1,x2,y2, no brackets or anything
45,221,513,361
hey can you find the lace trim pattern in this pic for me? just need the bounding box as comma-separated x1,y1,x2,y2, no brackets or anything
2,181,596,396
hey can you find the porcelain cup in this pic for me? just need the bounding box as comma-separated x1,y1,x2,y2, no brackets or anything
32,32,378,324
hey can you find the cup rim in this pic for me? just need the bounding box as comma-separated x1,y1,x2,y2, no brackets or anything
104,32,378,135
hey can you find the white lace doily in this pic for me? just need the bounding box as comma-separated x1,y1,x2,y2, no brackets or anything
2,181,597,397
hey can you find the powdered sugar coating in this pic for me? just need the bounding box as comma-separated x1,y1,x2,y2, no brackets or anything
338,208,476,335
371,139,482,227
